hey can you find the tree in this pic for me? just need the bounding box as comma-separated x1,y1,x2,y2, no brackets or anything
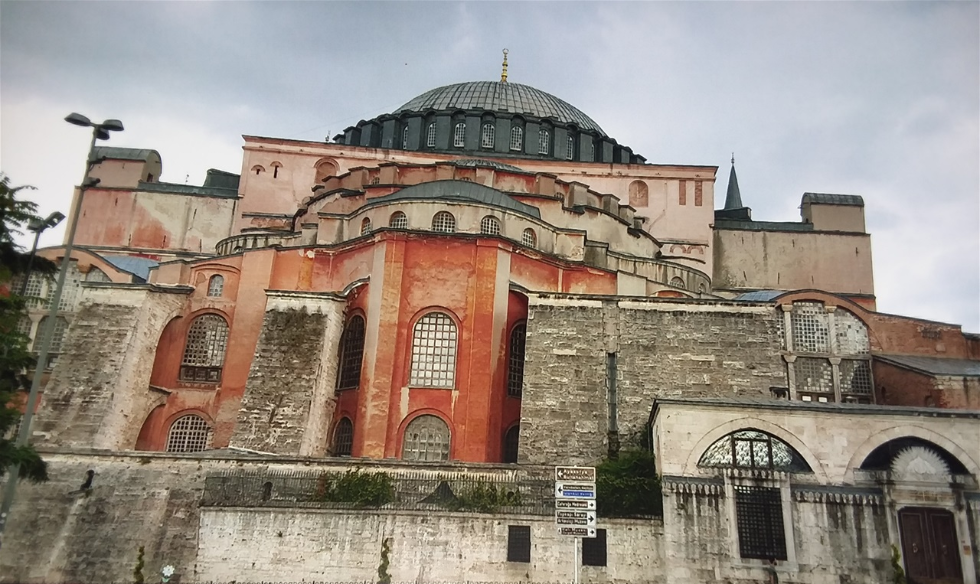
0,173,52,483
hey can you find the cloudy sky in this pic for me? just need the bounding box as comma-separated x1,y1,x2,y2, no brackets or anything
1,1,977,331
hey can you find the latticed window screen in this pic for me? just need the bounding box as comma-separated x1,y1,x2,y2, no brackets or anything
165,414,213,453
507,525,531,562
733,486,787,560
401,415,450,461
453,123,466,147
402,126,409,149
503,425,520,464
510,126,523,151
360,217,372,235
36,316,69,357
431,212,456,233
85,267,111,283
207,275,224,297
521,229,536,248
481,124,495,149
670,276,685,289
336,316,365,390
426,123,436,147
333,417,354,456
566,136,574,160
791,302,830,353
508,322,526,397
409,312,458,387
582,529,607,566
794,357,833,395
389,212,408,229
698,429,810,472
835,310,870,355
52,262,83,312
22,273,45,307
481,216,501,235
538,129,550,154
839,359,873,395
16,316,32,337
180,314,229,382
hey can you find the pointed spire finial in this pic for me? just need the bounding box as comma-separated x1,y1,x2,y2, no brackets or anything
501,49,509,83
731,152,735,165
724,155,743,210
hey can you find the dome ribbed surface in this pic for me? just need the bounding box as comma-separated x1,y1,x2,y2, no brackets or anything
395,82,606,136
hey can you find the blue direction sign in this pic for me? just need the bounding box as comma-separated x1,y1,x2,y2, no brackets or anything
555,482,596,500
555,499,596,510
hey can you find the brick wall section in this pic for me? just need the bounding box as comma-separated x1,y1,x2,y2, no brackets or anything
521,296,785,465
229,292,345,456
33,285,188,449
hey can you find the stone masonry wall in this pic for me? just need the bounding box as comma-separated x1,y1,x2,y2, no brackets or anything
230,291,345,456
521,296,785,465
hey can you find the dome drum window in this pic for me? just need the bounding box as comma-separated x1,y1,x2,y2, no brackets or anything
481,216,501,236
432,211,456,233
453,123,466,148
360,217,373,235
510,126,523,151
426,123,437,148
538,129,550,155
481,124,495,149
389,211,408,229
521,229,536,248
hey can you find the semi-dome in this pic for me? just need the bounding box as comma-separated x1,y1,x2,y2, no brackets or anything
394,82,606,136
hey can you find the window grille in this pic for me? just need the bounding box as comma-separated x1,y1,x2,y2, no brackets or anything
85,267,111,283
336,315,365,390
401,415,450,461
581,529,607,566
521,229,536,248
16,316,32,338
361,217,372,235
538,129,550,155
180,314,229,382
670,276,685,289
835,310,870,355
791,302,830,353
370,177,380,185
389,212,409,229
839,359,873,395
794,357,833,396
699,429,810,472
35,316,69,368
453,122,466,148
333,417,354,456
508,322,526,397
207,275,224,297
481,124,495,149
431,211,456,233
481,216,501,236
733,485,787,560
566,136,574,160
165,414,213,453
507,525,531,562
510,126,523,151
503,425,520,463
51,262,83,312
426,123,436,148
409,312,457,388
402,126,409,149
590,142,595,162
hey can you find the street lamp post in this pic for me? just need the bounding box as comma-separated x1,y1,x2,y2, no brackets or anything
0,113,123,544
19,212,67,296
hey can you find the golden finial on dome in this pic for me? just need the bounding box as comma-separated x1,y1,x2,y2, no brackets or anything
501,49,509,83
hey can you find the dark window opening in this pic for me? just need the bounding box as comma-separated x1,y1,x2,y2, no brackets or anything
333,417,354,456
507,322,526,397
582,529,607,566
503,424,520,463
336,315,366,390
734,485,787,560
507,525,531,563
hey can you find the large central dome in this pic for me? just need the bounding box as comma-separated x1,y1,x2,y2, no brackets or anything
394,81,606,136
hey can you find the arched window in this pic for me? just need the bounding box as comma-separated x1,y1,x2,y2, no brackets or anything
402,126,409,149
507,322,526,397
510,126,523,151
453,122,466,148
538,129,550,155
360,217,372,235
333,417,354,456
16,316,32,337
503,424,520,463
402,415,450,461
270,161,282,179
629,180,649,207
698,429,811,472
670,276,685,289
521,228,536,248
336,315,365,391
85,267,111,283
180,314,229,382
432,211,456,233
165,414,213,453
566,136,574,160
481,123,495,149
409,312,458,388
426,123,437,148
481,215,501,236
35,316,69,369
389,211,408,229
207,275,224,297
590,142,595,162
252,165,265,176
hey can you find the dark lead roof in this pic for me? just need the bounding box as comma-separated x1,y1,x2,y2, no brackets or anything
451,159,525,173
93,147,160,162
876,355,980,378
369,180,541,219
724,162,744,210
395,82,606,136
802,193,865,207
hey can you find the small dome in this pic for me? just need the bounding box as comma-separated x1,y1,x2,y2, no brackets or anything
395,82,606,136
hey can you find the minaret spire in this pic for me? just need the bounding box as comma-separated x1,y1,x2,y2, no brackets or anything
724,154,744,210
501,49,509,83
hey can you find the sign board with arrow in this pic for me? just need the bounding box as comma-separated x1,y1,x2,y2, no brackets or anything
555,482,597,500
556,499,596,510
555,510,597,526
555,466,596,482
557,527,596,538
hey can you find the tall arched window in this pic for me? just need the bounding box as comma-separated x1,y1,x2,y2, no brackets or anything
389,211,408,229
336,315,365,391
481,123,495,149
698,429,811,472
481,215,501,236
207,275,224,297
566,136,574,160
426,123,437,148
333,417,354,456
432,211,456,233
402,415,450,461
180,314,229,382
360,217,372,235
35,316,69,370
507,322,526,397
166,414,213,453
402,126,409,149
510,126,523,151
453,122,466,148
538,129,550,155
590,142,595,162
521,228,537,248
503,424,520,463
409,312,458,388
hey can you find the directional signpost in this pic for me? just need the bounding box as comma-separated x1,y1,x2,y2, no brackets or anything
554,466,597,584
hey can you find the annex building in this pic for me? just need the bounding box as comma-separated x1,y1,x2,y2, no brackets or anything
2,65,978,584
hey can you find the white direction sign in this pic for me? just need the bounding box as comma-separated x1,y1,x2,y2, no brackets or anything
557,526,597,538
555,499,596,510
555,510,597,526
555,466,596,482
555,482,596,500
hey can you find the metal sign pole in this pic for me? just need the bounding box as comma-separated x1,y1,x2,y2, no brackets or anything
574,536,579,584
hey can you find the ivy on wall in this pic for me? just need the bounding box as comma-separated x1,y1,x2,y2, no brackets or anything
596,449,663,518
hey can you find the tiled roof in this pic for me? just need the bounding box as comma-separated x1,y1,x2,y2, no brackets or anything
876,354,980,377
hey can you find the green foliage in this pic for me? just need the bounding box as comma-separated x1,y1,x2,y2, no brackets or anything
596,449,663,517
891,544,907,584
133,546,145,584
448,480,522,513
377,537,392,584
313,469,395,507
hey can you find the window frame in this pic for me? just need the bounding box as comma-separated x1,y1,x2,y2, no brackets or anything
426,123,437,148
389,211,409,229
336,315,366,391
165,413,214,453
408,311,459,388
507,525,531,562
481,123,495,149
332,417,354,456
453,122,466,148
538,129,550,155
360,217,372,235
480,215,501,236
401,414,451,462
179,313,230,383
207,274,224,297
431,211,456,233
